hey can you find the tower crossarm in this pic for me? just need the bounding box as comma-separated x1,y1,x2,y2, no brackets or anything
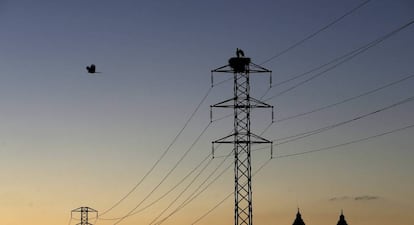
212,132,273,158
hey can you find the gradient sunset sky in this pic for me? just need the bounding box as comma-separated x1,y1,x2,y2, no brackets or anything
1,0,413,225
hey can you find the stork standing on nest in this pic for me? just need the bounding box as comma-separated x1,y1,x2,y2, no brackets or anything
236,48,245,58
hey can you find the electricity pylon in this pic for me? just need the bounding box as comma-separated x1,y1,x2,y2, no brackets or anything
71,207,98,225
211,50,273,225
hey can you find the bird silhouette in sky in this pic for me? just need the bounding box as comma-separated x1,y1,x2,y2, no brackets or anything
86,64,101,74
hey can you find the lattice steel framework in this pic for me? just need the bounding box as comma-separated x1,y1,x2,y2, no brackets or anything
71,207,98,225
211,53,273,225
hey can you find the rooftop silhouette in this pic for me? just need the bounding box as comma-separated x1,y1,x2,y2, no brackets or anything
291,209,350,225
337,210,349,225
292,208,306,225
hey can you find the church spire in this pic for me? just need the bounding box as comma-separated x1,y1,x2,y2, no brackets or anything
292,208,306,225
337,210,348,225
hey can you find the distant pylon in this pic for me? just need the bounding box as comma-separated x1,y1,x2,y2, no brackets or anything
211,50,273,225
71,207,98,225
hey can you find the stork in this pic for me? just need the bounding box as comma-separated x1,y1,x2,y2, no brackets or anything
86,64,101,74
236,48,245,58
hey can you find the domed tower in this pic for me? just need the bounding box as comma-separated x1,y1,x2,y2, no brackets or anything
337,210,348,225
292,208,306,225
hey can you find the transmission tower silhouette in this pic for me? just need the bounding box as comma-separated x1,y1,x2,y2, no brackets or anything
71,207,98,225
211,49,273,225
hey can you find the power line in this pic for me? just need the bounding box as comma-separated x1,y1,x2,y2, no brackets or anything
99,130,235,222
149,154,219,225
123,130,235,224
272,95,414,145
222,61,414,129
259,0,372,65
264,40,379,91
153,151,235,225
190,159,272,225
258,0,372,99
264,18,414,101
97,155,212,221
112,122,212,224
134,133,235,225
208,0,375,102
191,190,231,225
212,0,373,94
276,123,414,158
221,72,414,138
119,134,234,224
98,72,238,222
213,93,414,155
148,155,223,224
96,66,244,224
99,87,212,217
275,73,414,123
209,94,414,155
155,163,234,225
154,131,271,224
190,123,414,224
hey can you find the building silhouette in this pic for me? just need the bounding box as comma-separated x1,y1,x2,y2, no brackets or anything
336,210,348,225
290,209,349,225
292,209,306,225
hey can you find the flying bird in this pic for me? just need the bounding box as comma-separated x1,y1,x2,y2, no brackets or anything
86,64,101,74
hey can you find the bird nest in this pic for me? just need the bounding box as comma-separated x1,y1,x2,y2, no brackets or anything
228,57,251,73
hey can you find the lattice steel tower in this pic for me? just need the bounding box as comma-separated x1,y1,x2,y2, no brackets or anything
71,207,98,225
211,49,273,225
